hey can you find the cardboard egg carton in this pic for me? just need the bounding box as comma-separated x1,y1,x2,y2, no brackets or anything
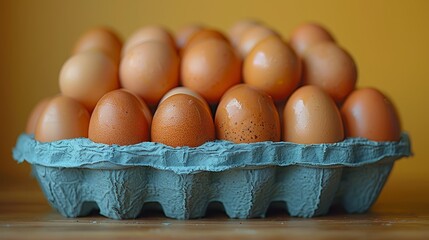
13,133,411,219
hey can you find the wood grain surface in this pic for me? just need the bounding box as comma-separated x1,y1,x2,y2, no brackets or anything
1,183,428,240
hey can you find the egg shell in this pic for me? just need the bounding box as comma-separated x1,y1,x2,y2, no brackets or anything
159,86,210,111
237,25,279,59
302,42,358,104
59,51,119,111
244,36,302,101
181,38,241,104
175,24,204,50
228,19,260,47
151,94,215,147
88,89,150,145
341,88,401,141
290,23,335,56
73,27,122,65
26,97,51,134
122,25,176,56
184,28,229,50
215,84,281,143
120,41,179,105
35,95,90,142
283,85,344,144
120,88,153,126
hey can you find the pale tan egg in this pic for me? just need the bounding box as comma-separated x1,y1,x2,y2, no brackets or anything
341,88,401,141
175,24,203,50
228,19,260,47
159,86,210,111
35,95,90,142
283,85,344,144
59,50,119,111
290,22,335,56
302,42,357,104
243,36,302,101
26,97,51,134
237,25,279,59
73,27,122,65
215,84,280,143
122,25,175,56
88,89,150,145
181,38,241,104
120,41,179,105
151,94,215,147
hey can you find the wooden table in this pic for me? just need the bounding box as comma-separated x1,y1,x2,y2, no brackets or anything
1,184,428,240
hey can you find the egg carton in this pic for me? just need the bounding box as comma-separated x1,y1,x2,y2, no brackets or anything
13,133,411,219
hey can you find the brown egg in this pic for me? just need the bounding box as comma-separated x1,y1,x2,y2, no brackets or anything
89,89,151,145
215,84,280,143
73,27,122,65
283,85,344,144
181,38,241,104
175,24,203,50
26,97,51,134
228,19,260,47
302,42,357,103
341,88,401,141
35,95,90,142
290,23,335,56
185,28,229,49
59,51,119,111
120,41,179,105
243,36,302,101
122,25,175,56
159,87,210,111
237,25,279,59
120,88,153,126
152,94,215,147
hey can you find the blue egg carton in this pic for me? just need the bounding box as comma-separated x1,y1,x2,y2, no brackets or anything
12,133,411,219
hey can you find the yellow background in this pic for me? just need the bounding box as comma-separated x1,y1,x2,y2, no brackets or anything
0,0,428,204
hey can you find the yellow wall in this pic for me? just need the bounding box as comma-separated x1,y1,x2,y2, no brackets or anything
1,0,428,203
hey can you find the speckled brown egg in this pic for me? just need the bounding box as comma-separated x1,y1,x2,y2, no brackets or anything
73,27,122,65
302,42,357,104
243,36,302,102
215,84,280,143
283,85,344,144
290,22,335,56
341,88,401,141
151,94,215,147
88,89,151,145
181,38,241,104
120,41,179,105
35,95,90,142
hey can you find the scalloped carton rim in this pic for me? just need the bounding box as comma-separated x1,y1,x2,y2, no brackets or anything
12,133,412,219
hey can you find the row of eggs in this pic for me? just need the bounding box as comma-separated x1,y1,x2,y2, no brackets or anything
25,20,401,147
27,83,400,147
